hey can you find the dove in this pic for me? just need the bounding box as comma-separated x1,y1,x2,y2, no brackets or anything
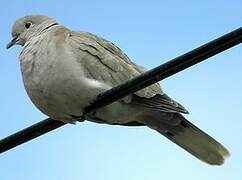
7,15,229,165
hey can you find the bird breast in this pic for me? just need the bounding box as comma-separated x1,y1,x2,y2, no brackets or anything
19,33,103,120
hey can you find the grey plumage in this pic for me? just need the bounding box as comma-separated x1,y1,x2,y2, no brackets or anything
7,15,230,165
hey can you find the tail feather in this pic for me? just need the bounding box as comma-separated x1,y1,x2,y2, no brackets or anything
145,113,230,165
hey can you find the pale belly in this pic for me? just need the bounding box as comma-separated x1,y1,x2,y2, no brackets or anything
21,61,92,121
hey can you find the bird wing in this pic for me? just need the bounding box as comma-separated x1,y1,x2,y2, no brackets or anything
68,31,188,113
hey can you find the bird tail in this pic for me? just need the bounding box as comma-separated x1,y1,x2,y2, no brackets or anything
144,113,230,165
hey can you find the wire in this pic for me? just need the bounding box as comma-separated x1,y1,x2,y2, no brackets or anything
0,27,241,154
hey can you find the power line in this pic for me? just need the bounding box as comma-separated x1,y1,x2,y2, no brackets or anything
0,27,241,154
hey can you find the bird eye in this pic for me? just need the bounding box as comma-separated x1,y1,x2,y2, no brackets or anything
25,22,32,29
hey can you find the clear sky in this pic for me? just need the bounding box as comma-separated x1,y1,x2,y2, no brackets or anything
0,0,242,179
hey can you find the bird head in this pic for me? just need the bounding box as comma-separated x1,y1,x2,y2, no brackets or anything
7,15,58,49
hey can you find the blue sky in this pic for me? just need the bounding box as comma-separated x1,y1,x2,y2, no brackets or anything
0,0,242,179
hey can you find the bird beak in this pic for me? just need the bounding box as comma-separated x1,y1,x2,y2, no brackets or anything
6,36,19,49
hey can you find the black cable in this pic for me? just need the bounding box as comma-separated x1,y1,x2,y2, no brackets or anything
0,27,241,154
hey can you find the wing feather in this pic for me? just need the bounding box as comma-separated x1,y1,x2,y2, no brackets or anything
69,31,162,98
68,31,188,114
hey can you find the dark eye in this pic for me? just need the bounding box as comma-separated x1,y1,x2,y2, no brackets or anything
25,22,32,29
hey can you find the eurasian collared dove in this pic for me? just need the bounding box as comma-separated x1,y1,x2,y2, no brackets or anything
7,15,229,165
